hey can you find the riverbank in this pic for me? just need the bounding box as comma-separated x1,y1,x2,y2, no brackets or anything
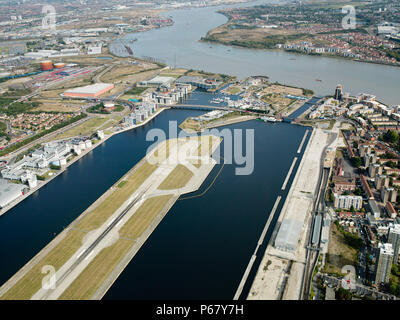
0,107,168,218
247,128,329,300
180,114,256,133
201,36,400,69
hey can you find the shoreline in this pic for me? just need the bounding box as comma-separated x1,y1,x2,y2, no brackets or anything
246,127,330,300
0,107,168,218
180,114,257,133
200,38,400,69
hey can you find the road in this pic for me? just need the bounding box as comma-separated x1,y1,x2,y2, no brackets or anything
0,114,95,162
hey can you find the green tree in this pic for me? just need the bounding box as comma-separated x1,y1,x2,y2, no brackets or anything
336,287,352,300
383,130,399,144
351,157,362,168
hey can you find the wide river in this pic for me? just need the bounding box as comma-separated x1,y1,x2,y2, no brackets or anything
112,0,400,105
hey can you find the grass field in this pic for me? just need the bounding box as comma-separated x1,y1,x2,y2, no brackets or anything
158,164,194,190
194,135,216,157
119,195,173,238
228,86,241,95
100,65,143,82
179,118,201,132
322,223,358,276
53,117,109,140
59,238,133,300
148,139,177,164
1,229,86,300
31,99,81,113
76,161,157,231
59,194,173,299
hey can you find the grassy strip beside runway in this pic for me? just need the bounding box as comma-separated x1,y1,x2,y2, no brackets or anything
58,238,134,300
0,135,221,300
77,161,157,231
158,164,194,190
1,159,157,299
1,229,85,300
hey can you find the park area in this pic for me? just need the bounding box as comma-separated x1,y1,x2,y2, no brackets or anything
322,222,361,276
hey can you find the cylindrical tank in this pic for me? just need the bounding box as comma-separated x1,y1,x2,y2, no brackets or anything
54,62,66,69
40,60,53,71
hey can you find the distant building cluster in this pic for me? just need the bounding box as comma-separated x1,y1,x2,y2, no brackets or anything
123,102,158,127
0,130,105,209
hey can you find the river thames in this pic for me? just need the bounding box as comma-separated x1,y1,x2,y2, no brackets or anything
112,0,400,105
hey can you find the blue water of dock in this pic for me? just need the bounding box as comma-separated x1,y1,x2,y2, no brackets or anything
283,96,322,123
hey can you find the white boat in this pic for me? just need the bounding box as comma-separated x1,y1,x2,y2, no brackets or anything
261,116,277,123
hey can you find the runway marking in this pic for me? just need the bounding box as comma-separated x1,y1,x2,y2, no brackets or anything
297,130,309,154
84,251,93,261
233,196,282,300
281,157,298,191
75,248,86,259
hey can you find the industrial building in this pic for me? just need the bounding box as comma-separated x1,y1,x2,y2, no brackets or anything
87,45,102,55
312,214,322,245
176,76,222,90
274,219,303,252
191,110,233,122
139,76,175,87
0,179,27,208
375,243,394,285
62,83,114,98
40,60,53,71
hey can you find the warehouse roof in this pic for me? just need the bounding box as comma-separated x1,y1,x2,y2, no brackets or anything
274,219,303,252
0,179,26,208
64,83,113,94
